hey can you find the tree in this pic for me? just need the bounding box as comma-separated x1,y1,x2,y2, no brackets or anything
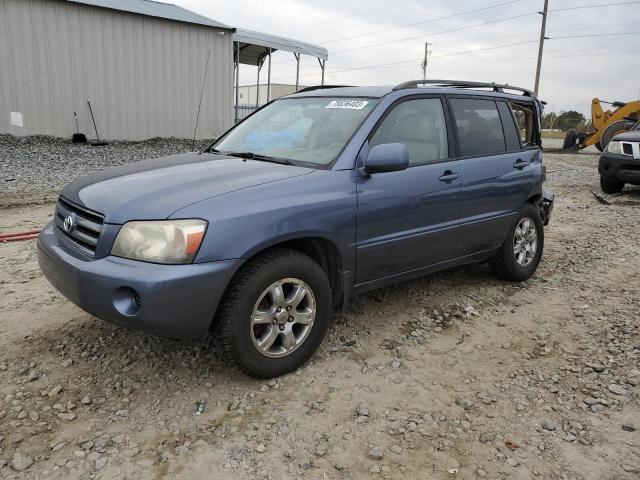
555,111,585,131
541,112,558,129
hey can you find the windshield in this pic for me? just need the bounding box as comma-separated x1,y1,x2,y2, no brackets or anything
213,97,378,166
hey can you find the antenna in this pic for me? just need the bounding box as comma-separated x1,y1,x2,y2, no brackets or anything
193,49,211,150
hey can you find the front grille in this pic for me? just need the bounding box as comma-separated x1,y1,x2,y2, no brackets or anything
54,197,104,257
623,143,634,155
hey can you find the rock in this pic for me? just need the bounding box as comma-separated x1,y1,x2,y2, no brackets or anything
0,362,7,371
367,446,384,460
476,468,487,478
94,434,110,449
541,419,557,431
61,359,73,368
299,457,314,470
95,457,108,470
622,421,636,432
80,440,94,450
27,370,39,382
479,432,495,443
607,384,628,396
112,434,126,445
357,406,369,417
58,412,76,422
256,444,265,453
455,398,474,410
11,451,33,471
315,440,329,457
506,458,520,467
81,396,91,405
622,464,639,473
48,385,63,398
389,444,402,455
585,363,605,373
87,451,101,462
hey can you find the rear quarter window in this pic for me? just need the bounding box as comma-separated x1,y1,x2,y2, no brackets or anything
449,98,506,157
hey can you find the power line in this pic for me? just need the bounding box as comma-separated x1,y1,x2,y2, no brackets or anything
550,31,640,39
549,1,640,12
240,30,640,85
322,0,524,44
331,11,538,55
236,48,640,86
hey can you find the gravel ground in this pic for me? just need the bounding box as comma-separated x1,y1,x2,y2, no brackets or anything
0,135,211,207
0,139,639,479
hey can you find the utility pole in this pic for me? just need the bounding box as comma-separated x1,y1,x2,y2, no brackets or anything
534,0,549,96
421,42,432,80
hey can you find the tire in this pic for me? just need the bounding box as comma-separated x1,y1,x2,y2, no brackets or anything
600,120,635,150
600,175,624,194
217,248,332,378
490,204,544,282
595,141,603,152
563,129,577,149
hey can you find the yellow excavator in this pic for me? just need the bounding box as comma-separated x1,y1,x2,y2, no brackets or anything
563,98,640,151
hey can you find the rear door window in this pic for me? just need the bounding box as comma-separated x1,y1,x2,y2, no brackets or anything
370,98,449,165
449,98,506,157
497,101,522,151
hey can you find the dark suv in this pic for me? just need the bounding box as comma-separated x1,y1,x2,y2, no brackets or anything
598,120,640,193
38,80,554,378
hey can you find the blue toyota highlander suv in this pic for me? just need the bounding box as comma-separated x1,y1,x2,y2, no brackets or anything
38,80,554,378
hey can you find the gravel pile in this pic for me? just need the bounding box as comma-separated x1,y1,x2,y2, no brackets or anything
1,141,639,479
0,135,212,206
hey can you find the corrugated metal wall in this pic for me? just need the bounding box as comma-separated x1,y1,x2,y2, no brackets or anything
0,0,234,140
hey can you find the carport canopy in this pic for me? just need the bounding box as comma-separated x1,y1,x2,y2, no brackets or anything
232,28,328,121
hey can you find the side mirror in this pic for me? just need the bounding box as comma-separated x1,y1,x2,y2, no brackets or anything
365,143,409,173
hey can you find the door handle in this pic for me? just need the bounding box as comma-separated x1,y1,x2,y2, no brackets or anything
513,159,530,169
439,170,459,182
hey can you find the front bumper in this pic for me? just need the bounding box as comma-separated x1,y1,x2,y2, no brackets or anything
37,221,241,339
599,153,640,185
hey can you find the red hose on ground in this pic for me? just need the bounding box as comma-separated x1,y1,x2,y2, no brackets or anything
0,229,42,242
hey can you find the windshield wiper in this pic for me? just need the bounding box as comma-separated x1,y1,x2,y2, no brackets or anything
225,151,295,165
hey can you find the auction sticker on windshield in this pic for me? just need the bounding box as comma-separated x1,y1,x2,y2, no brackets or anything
325,99,369,109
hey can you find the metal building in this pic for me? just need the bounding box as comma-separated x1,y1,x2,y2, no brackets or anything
0,0,328,141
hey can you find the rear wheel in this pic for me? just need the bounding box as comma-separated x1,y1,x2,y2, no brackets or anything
490,204,544,282
600,175,624,194
217,248,332,378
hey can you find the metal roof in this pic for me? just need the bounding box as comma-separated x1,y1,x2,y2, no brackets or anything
67,0,233,29
234,28,328,65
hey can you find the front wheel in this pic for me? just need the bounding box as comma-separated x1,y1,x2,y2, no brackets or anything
490,204,544,282
216,248,332,378
600,175,624,194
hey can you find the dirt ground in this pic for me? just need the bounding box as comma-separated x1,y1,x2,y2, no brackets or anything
0,144,639,480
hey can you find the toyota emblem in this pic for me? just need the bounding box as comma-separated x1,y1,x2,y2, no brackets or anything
63,215,75,233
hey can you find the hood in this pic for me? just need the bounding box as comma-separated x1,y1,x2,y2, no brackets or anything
62,153,313,223
613,130,640,142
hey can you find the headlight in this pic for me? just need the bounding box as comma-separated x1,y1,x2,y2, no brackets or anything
112,219,207,264
607,140,622,154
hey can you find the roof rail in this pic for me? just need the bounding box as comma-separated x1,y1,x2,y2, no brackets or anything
392,79,535,97
295,85,354,93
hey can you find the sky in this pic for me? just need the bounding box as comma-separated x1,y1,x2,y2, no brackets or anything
175,0,640,116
